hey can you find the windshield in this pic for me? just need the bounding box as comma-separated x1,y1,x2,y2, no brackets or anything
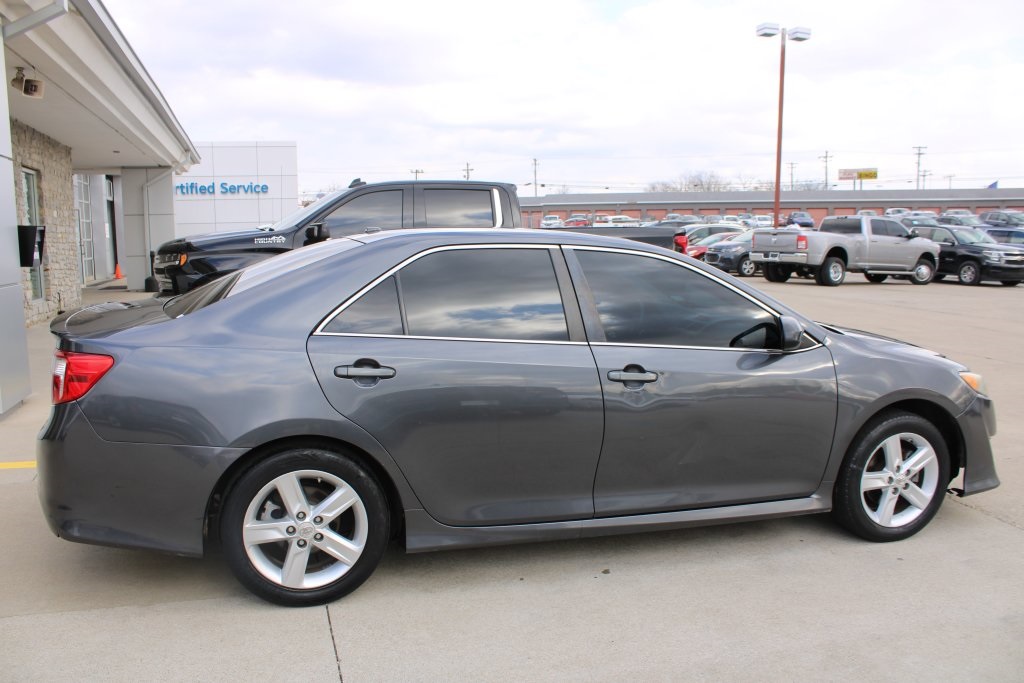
952,228,996,245
264,188,349,232
1007,214,1024,225
956,216,984,226
904,218,941,228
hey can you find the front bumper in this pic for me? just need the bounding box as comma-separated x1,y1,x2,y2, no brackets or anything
956,393,1000,496
980,262,1024,282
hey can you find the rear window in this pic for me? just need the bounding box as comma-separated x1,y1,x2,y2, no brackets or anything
423,189,495,227
819,219,862,235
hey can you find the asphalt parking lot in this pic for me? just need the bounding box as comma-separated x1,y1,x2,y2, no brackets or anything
1,278,1021,682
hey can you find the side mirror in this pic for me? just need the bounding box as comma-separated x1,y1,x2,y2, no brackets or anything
780,315,805,351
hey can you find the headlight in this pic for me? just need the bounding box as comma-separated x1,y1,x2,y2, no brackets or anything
982,250,1003,263
959,371,989,396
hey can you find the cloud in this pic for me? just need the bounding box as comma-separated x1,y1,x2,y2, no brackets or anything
104,0,1024,193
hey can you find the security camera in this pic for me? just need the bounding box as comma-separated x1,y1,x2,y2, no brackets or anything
22,78,44,98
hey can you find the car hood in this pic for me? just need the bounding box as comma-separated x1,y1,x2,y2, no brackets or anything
820,323,962,367
49,297,172,340
159,226,294,254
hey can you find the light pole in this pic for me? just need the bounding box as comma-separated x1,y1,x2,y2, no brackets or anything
757,23,811,226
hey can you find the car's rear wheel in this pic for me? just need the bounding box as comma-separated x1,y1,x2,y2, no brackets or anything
957,260,981,285
763,264,791,282
910,259,934,285
815,257,845,286
864,273,888,283
221,448,389,606
737,256,757,277
833,412,949,542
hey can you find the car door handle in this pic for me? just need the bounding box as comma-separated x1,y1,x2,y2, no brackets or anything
608,370,658,383
334,365,396,379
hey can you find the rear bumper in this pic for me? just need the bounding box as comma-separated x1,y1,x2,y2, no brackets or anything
37,402,246,557
750,251,809,265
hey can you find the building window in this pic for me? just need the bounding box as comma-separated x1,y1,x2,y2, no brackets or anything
22,168,43,300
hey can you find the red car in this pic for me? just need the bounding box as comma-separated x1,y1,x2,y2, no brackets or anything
686,232,743,260
562,217,590,227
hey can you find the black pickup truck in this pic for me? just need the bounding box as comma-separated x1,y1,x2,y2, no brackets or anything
155,179,521,294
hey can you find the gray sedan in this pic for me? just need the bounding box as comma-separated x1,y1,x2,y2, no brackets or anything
38,229,999,606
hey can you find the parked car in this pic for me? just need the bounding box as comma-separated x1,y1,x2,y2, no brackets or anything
977,226,1024,246
562,217,590,227
39,228,999,606
673,223,747,252
540,215,564,228
937,215,990,228
856,210,878,216
941,209,975,218
884,208,911,216
720,216,742,226
685,231,742,261
905,211,938,218
979,211,1024,228
753,215,774,227
656,217,703,227
704,230,758,276
786,211,815,228
907,222,1024,286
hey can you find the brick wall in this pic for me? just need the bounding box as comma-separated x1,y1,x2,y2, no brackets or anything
11,120,81,326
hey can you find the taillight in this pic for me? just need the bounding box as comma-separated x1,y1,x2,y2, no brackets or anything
796,235,808,250
52,351,114,404
674,235,688,252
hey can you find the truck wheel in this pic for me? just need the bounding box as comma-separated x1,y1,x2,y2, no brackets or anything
763,264,788,282
737,257,757,277
864,273,888,283
910,259,934,285
815,257,845,286
957,260,981,286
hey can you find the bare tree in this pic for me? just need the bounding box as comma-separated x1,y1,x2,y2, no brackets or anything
646,172,732,192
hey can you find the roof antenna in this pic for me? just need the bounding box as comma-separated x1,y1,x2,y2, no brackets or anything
348,178,366,188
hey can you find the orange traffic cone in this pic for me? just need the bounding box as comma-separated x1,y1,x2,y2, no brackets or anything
114,263,124,279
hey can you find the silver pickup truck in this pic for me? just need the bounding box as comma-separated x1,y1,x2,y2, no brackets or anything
750,216,940,286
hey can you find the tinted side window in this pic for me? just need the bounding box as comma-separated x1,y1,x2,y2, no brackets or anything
820,219,862,235
885,220,910,237
423,189,495,227
323,276,403,335
575,250,778,349
323,190,403,235
400,249,568,341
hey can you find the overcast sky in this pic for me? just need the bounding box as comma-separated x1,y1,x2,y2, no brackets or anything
103,0,1024,196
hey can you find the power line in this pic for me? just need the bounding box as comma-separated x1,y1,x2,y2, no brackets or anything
913,146,927,190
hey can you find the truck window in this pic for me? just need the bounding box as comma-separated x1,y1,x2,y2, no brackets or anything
423,189,495,227
819,219,861,235
322,190,404,236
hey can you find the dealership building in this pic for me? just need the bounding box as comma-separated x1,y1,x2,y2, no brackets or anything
172,141,298,237
0,0,200,415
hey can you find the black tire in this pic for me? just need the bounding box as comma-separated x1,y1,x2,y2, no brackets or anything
815,256,845,286
910,258,934,285
833,411,950,542
864,273,888,283
957,260,981,286
220,448,390,606
763,264,791,282
1001,280,1020,287
737,256,757,277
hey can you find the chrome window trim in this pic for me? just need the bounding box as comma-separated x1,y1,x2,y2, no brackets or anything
590,335,823,354
491,188,502,227
314,243,564,337
314,332,587,346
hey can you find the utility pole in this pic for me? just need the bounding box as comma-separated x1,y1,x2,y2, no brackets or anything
410,168,424,180
913,146,927,190
818,150,832,189
787,162,797,191
463,162,473,180
532,158,538,197
920,170,932,189
944,174,954,189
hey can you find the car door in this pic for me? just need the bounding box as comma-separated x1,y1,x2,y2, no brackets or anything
565,247,838,516
866,218,906,268
307,245,604,527
928,227,958,273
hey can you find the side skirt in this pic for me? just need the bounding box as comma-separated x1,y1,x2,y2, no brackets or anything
404,496,831,553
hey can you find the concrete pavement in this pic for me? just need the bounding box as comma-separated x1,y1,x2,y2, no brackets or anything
0,278,1021,681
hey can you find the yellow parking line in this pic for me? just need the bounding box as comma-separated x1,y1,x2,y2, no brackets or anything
0,460,36,470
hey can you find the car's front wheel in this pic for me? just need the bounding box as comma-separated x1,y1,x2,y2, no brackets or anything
910,259,935,285
833,412,950,542
737,256,757,277
957,260,981,285
220,448,390,606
